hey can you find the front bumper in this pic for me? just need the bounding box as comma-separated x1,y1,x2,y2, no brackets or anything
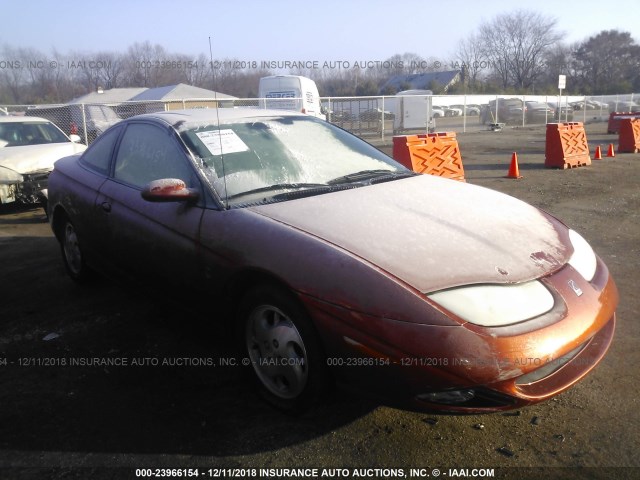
412,313,615,412
0,170,50,204
301,257,618,413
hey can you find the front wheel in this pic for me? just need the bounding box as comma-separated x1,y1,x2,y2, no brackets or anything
238,285,329,412
59,218,93,284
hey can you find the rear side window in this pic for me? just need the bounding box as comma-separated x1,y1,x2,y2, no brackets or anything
80,126,121,174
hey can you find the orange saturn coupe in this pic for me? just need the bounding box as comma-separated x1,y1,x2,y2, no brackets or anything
47,109,618,412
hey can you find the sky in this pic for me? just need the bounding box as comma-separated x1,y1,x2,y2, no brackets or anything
1,0,639,63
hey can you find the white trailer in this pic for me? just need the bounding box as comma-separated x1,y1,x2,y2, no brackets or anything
391,90,435,132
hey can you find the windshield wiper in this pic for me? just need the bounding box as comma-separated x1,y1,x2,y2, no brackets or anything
225,183,330,200
327,169,415,185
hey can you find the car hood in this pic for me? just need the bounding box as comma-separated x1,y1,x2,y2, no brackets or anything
0,143,86,175
249,175,571,293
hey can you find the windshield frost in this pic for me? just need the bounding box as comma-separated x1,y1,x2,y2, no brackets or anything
180,116,404,203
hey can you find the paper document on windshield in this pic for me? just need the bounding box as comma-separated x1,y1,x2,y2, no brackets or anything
196,129,249,156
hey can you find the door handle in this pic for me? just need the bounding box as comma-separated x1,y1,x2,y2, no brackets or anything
101,202,111,213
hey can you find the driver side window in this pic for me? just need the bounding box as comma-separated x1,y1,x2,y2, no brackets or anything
114,123,194,188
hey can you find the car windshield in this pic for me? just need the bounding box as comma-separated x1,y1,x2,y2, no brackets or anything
85,105,121,121
180,115,407,205
0,121,69,147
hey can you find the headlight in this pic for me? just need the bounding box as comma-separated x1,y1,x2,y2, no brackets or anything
0,166,23,184
427,280,554,327
568,229,597,282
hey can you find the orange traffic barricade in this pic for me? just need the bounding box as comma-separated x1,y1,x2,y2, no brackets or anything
393,132,465,181
392,135,427,170
411,133,464,182
618,118,640,153
607,111,640,134
545,122,591,169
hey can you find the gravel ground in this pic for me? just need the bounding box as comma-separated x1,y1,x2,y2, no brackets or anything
0,122,638,480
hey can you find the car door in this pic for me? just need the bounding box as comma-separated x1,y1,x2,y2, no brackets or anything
64,124,123,270
96,121,204,286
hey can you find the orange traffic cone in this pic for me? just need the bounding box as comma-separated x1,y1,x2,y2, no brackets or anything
594,145,602,160
506,152,523,179
607,143,615,157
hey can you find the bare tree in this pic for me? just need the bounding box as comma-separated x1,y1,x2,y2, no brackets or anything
94,51,127,89
69,51,102,93
190,53,213,88
173,53,208,87
539,42,575,92
47,48,78,102
381,52,425,76
480,10,564,90
317,68,361,97
123,41,170,87
453,34,486,91
0,45,31,103
206,58,271,97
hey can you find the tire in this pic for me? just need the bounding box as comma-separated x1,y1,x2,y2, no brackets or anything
237,285,329,412
59,217,93,284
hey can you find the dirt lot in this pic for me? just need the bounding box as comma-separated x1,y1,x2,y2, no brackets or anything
0,123,638,480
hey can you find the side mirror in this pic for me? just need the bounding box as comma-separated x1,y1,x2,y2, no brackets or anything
141,178,199,202
69,134,82,143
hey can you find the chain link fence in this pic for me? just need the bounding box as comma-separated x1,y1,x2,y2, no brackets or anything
2,93,638,146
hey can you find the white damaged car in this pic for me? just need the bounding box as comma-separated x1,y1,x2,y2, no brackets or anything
0,116,86,204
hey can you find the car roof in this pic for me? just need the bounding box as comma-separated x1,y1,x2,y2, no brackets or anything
0,115,53,123
128,108,304,130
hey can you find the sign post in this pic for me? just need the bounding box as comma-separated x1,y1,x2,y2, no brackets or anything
558,75,567,122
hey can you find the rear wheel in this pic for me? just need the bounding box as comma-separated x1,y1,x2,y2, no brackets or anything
238,285,329,412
